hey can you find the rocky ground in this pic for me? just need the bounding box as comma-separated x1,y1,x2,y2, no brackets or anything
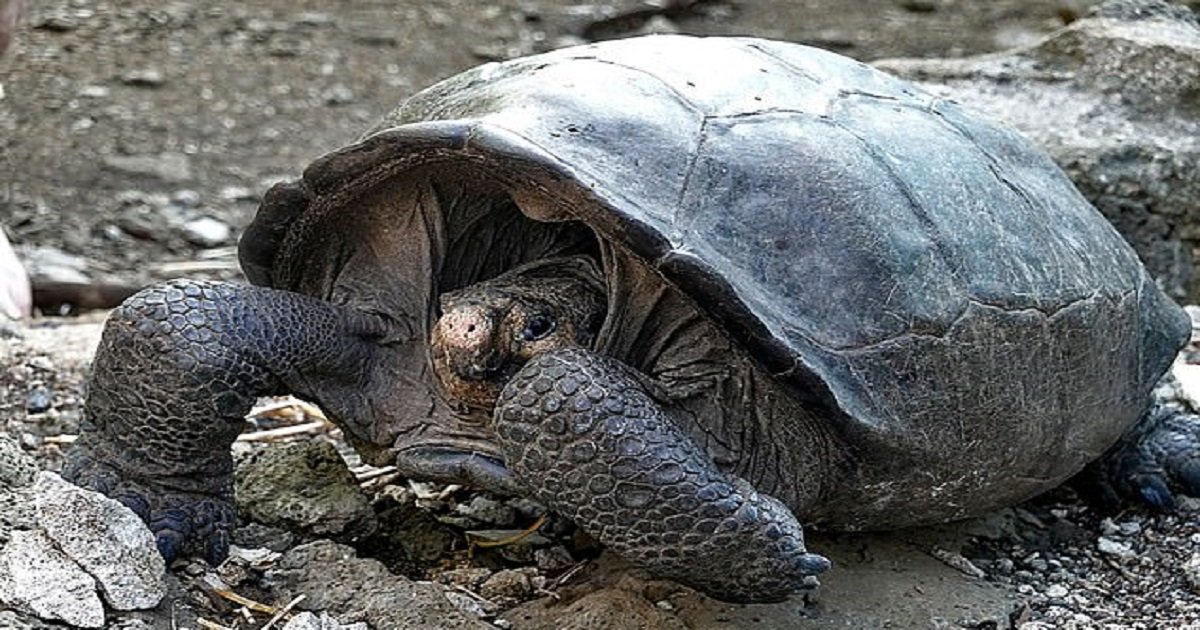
3,0,1200,628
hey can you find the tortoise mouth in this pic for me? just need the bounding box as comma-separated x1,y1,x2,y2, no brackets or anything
393,444,519,495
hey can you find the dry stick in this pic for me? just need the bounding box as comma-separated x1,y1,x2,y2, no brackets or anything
249,398,328,421
212,586,278,615
261,594,307,630
472,514,549,550
236,421,329,442
195,619,234,630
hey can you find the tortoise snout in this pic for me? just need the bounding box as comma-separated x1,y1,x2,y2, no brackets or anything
435,304,506,381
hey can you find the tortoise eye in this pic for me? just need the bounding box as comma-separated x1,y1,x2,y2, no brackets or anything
521,315,556,341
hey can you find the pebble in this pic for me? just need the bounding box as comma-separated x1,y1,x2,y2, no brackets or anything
281,611,368,630
479,567,537,603
322,84,356,105
182,217,231,248
77,85,110,98
219,185,257,202
120,69,165,87
19,246,90,284
1097,537,1136,561
899,0,939,12
171,189,202,207
1044,584,1069,599
534,545,575,573
456,495,517,527
103,153,192,183
24,387,51,413
1183,552,1200,593
294,12,335,27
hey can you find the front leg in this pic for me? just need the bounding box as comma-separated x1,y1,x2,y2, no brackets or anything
63,279,387,563
493,347,829,603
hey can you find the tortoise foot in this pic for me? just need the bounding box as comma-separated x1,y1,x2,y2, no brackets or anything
1080,402,1200,510
493,347,828,603
63,447,236,564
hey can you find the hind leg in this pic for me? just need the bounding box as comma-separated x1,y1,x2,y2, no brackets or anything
1079,400,1200,510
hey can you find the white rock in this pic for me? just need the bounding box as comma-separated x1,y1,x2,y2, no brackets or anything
182,216,231,247
1096,536,1136,561
282,611,367,630
1172,360,1200,410
103,152,192,183
1183,552,1200,593
33,472,166,610
0,529,105,628
1044,584,1069,599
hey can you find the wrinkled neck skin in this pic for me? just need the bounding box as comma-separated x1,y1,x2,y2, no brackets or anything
430,255,607,413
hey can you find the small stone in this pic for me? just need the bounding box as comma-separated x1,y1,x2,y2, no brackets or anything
439,567,493,590
1044,584,1069,599
456,495,517,527
1117,520,1142,536
171,189,202,207
281,611,361,630
294,12,335,27
181,217,231,247
120,69,165,87
931,547,986,578
0,434,36,488
323,84,355,105
443,590,494,619
1183,552,1200,592
636,15,679,35
219,185,257,201
19,245,91,285
0,529,105,628
534,545,575,573
899,0,939,12
78,85,110,98
24,386,51,413
34,13,80,32
103,153,192,183
478,567,537,604
1097,536,1136,561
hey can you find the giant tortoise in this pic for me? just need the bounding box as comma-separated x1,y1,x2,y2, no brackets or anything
64,35,1200,602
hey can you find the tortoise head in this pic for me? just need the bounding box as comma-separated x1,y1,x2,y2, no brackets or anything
431,255,607,410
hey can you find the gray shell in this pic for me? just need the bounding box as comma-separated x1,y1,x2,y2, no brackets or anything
242,35,1188,481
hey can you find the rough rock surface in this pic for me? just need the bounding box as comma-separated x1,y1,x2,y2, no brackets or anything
876,0,1200,300
33,472,165,610
235,439,377,540
0,434,35,544
282,611,369,630
0,529,104,628
266,540,492,629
